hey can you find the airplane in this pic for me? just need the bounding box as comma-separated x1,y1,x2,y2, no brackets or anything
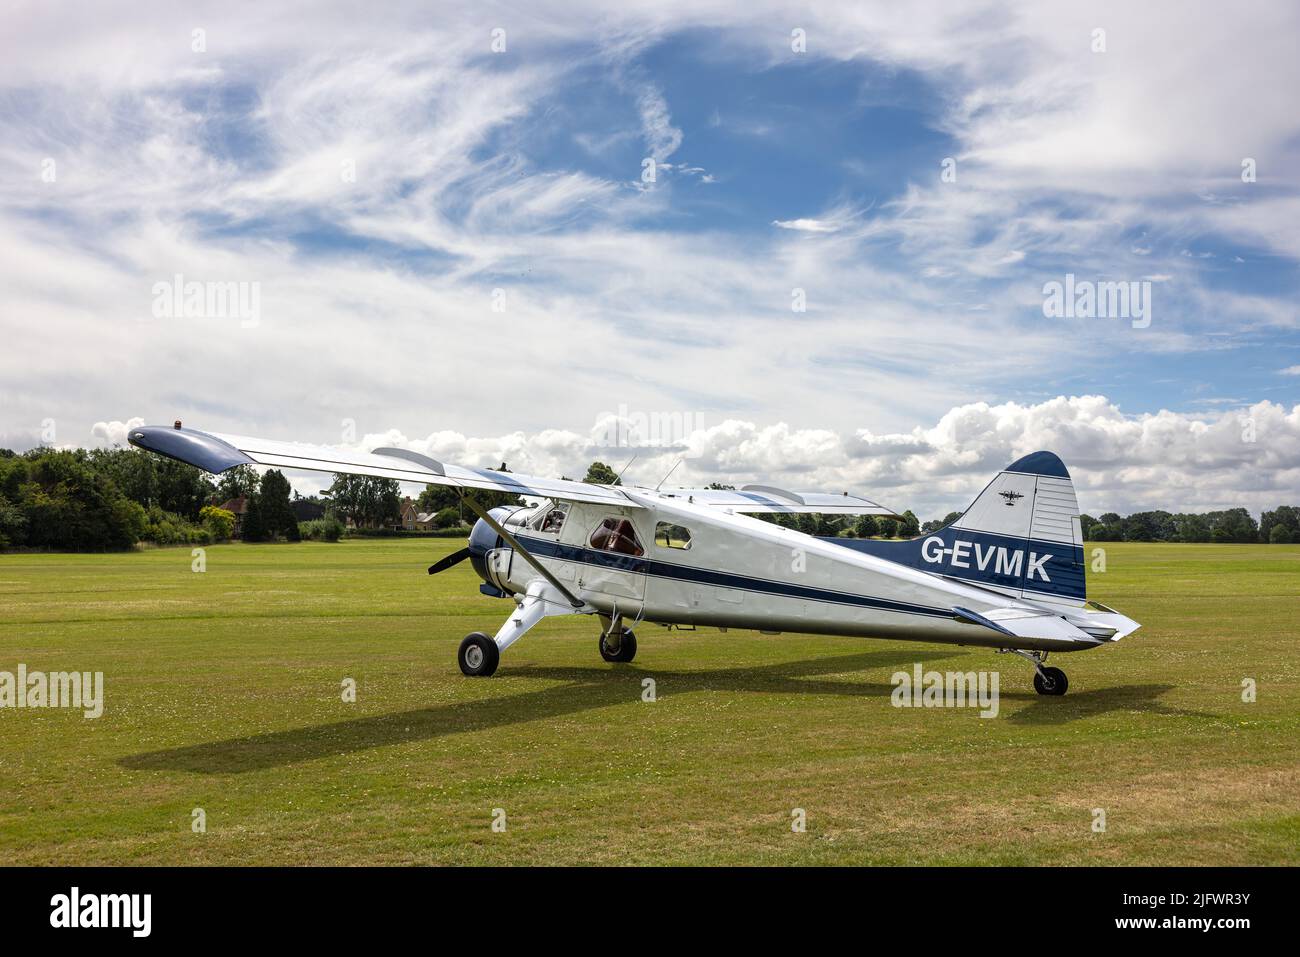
128,422,1141,695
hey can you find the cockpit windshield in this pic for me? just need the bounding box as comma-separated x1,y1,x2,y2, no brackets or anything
530,501,569,534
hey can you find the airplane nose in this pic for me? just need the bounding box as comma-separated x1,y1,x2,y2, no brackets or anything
467,514,506,586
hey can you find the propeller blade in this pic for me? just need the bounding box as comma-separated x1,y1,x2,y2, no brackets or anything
427,547,472,575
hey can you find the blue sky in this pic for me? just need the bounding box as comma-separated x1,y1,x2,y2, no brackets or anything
1,0,1298,514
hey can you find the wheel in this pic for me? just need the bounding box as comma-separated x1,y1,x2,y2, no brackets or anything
458,632,500,677
1033,666,1068,696
599,628,637,663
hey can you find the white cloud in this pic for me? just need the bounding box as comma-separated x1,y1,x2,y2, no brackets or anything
329,396,1300,519
90,418,145,449
772,218,840,233
634,84,682,161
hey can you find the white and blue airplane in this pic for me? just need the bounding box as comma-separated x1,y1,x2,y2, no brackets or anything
129,423,1140,695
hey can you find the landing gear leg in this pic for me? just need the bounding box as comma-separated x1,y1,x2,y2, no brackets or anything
598,615,637,663
459,579,585,677
999,648,1069,696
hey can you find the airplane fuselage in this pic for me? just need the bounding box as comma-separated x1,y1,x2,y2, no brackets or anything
476,491,1114,654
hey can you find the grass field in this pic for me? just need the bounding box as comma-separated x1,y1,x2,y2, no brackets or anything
1,539,1297,865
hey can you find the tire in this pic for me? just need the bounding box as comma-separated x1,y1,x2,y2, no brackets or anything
458,632,500,676
599,628,637,663
1033,666,1068,696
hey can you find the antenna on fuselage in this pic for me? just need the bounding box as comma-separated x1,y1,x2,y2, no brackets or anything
654,457,683,492
614,454,638,484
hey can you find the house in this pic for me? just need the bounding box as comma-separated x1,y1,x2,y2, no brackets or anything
220,497,247,537
398,496,437,531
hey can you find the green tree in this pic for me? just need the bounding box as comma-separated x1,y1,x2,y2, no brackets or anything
215,464,261,503
1260,505,1300,543
1122,510,1177,542
811,514,843,537
583,461,621,485
1209,508,1257,543
854,514,879,538
259,469,297,540
1269,524,1293,544
418,484,459,514
154,456,215,519
200,505,235,542
85,448,216,526
1175,513,1212,543
897,510,920,538
0,492,26,546
921,511,962,534
242,496,267,542
10,450,145,550
325,474,402,528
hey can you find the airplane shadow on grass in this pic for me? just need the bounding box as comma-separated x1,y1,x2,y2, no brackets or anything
118,648,1208,774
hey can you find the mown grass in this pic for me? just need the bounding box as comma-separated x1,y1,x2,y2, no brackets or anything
0,540,1296,865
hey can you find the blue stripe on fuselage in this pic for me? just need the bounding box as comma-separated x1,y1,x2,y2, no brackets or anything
512,534,953,619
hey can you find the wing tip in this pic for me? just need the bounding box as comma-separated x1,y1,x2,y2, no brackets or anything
127,425,254,474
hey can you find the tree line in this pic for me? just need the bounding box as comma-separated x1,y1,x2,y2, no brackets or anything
0,447,305,549
1081,507,1299,543
0,446,527,550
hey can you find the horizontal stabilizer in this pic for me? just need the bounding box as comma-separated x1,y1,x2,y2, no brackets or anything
977,606,1101,644
950,605,1017,637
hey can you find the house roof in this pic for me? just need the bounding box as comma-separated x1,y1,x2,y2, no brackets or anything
220,497,247,515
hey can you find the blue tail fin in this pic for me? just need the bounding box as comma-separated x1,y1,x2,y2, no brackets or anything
833,451,1086,604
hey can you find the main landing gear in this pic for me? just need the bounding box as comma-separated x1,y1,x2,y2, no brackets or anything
598,627,637,663
1000,648,1069,696
455,583,644,676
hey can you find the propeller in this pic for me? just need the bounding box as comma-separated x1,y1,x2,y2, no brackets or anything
427,547,472,575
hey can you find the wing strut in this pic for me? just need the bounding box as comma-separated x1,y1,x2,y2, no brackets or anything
459,494,584,609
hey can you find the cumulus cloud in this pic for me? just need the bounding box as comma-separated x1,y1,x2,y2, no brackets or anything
333,396,1300,518
90,417,145,449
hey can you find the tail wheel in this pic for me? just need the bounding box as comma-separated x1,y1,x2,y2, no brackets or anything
599,629,637,663
458,632,500,677
1033,666,1068,696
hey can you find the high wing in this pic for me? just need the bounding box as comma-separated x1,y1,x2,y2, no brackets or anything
647,484,894,515
127,425,636,508
128,424,891,514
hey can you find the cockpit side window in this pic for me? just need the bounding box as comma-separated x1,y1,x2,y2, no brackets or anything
531,502,570,534
655,522,692,550
588,517,644,557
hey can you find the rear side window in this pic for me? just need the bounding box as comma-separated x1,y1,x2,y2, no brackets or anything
655,522,692,549
589,517,644,557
